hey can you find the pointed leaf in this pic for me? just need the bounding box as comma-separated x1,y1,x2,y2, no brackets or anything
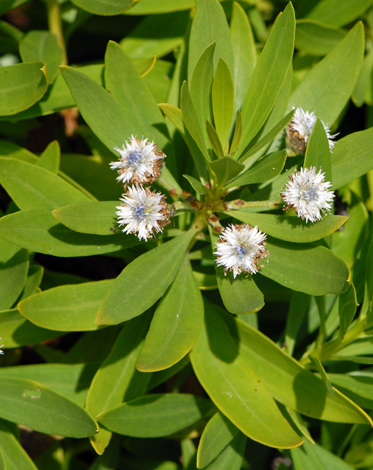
137,259,204,372
0,419,37,470
306,0,371,27
295,20,346,56
0,248,28,310
96,230,196,325
202,431,246,470
183,175,209,195
209,157,244,188
206,119,225,159
212,59,234,148
304,118,332,183
339,283,357,340
36,140,60,173
190,301,304,449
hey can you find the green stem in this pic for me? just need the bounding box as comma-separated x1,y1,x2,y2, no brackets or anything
225,198,282,210
45,0,68,65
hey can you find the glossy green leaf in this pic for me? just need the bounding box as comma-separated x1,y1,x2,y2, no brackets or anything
70,0,134,15
0,248,28,311
126,0,193,14
52,201,118,235
230,2,256,114
295,20,346,56
0,308,62,349
190,43,215,149
329,371,373,410
304,119,332,182
306,0,371,27
291,441,355,470
308,355,335,398
233,315,371,424
0,158,91,211
37,140,60,173
188,0,234,80
87,313,152,454
98,394,213,438
0,377,97,437
96,230,196,325
18,264,43,302
284,292,310,356
0,363,99,407
209,157,244,188
238,3,295,155
0,208,135,257
332,127,373,189
260,238,350,295
338,283,357,340
227,150,287,188
183,175,210,195
0,419,37,470
19,31,63,83
353,46,373,107
104,41,168,148
0,138,36,163
228,212,347,243
180,82,211,162
203,431,246,470
197,412,239,469
137,259,204,372
190,302,304,448
206,119,225,159
0,62,48,116
230,110,242,155
212,59,234,148
18,280,113,331
289,23,364,125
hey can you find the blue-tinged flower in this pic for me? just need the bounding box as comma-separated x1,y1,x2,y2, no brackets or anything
281,167,334,223
116,185,171,241
287,107,337,154
214,224,269,278
110,135,165,185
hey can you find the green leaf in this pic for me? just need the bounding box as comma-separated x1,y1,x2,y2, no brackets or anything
0,208,136,257
233,315,371,424
126,0,193,14
70,0,135,15
197,412,239,469
230,2,256,114
19,31,63,83
190,301,304,449
338,284,357,340
202,431,246,470
0,61,48,116
289,23,364,125
206,119,225,159
0,363,99,407
52,201,118,235
18,280,113,331
36,140,60,173
329,371,373,410
87,313,152,454
0,377,97,438
209,157,244,188
0,248,28,310
227,150,287,188
96,230,196,325
188,0,234,80
212,59,234,148
18,264,43,302
284,292,310,356
295,20,346,56
306,0,371,27
228,212,347,243
331,127,373,189
308,354,335,398
304,119,332,183
136,259,204,372
238,3,295,155
104,41,168,148
0,309,63,349
0,158,91,211
353,46,373,107
0,419,37,470
230,110,242,155
98,394,213,438
190,42,215,144
260,238,350,295
291,441,355,470
180,82,211,162
183,175,209,195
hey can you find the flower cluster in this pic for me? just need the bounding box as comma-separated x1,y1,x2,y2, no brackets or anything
286,107,337,154
111,136,170,241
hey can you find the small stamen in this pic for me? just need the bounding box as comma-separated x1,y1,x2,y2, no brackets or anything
236,245,248,258
128,152,142,165
135,204,147,220
302,187,317,201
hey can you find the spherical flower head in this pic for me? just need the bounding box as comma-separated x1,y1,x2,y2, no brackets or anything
214,224,269,279
286,107,337,154
116,185,171,241
110,135,165,185
281,167,335,223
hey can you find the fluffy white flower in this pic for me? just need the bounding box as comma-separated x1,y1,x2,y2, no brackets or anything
214,224,269,278
286,108,337,154
110,135,165,185
281,167,334,223
116,185,171,241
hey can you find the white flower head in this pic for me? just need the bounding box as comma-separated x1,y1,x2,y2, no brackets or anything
214,224,269,278
116,185,171,241
281,166,334,223
286,107,337,154
110,135,165,185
